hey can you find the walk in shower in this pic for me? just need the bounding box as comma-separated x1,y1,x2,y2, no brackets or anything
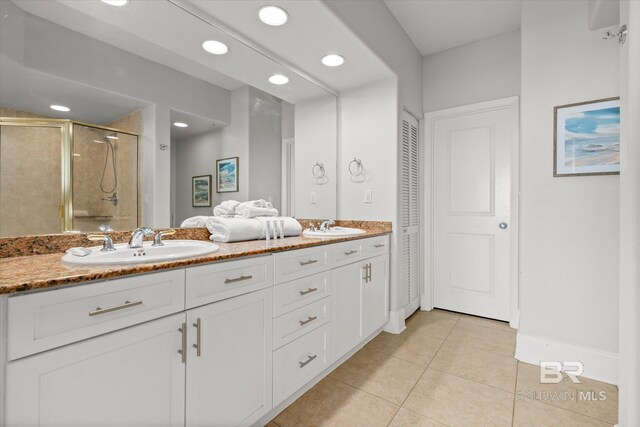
0,115,140,237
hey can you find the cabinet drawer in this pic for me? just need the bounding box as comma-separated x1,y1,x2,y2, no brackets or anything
273,272,331,317
7,269,185,361
273,297,331,349
332,240,363,266
273,324,330,406
362,236,389,258
185,256,273,309
273,246,330,284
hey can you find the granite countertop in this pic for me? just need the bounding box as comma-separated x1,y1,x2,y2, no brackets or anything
0,221,391,295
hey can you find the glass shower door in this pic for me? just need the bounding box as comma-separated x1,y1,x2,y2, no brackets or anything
0,123,64,237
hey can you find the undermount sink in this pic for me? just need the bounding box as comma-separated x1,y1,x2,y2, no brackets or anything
303,227,366,238
61,240,220,266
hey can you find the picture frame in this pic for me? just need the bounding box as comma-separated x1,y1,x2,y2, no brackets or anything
216,156,239,193
553,97,620,177
192,175,212,207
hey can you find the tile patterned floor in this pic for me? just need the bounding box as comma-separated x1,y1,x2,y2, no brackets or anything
269,309,618,427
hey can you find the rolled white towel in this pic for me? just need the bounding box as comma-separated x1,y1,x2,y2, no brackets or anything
236,203,278,218
254,217,302,238
205,217,263,243
213,200,241,217
180,216,209,228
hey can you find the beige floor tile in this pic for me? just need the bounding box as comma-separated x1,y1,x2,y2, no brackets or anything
329,347,424,405
405,310,460,340
430,340,517,392
366,329,443,368
516,362,618,425
458,314,515,333
273,377,398,427
403,368,514,427
513,399,612,427
388,408,447,427
264,422,280,427
446,321,516,356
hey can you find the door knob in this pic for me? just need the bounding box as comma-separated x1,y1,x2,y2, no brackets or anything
499,222,508,230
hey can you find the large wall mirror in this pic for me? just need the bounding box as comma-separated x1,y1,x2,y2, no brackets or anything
0,0,337,237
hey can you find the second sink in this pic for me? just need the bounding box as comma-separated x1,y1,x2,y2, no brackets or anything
303,227,366,238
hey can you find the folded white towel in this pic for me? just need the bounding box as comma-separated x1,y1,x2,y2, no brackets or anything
213,199,279,218
255,217,302,238
205,217,263,243
180,216,209,228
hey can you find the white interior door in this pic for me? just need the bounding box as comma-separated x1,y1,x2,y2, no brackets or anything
429,98,518,321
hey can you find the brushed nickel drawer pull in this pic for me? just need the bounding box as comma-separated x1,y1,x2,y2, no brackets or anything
178,322,187,364
299,287,318,296
299,315,318,326
344,249,358,255
299,354,317,368
192,318,202,357
89,300,142,317
299,259,318,266
374,244,385,248
224,275,253,284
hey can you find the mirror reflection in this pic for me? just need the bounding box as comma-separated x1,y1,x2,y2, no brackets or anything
0,0,337,237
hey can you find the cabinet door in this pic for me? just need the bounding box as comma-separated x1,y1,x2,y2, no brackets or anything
332,261,365,361
363,255,389,337
186,287,273,427
6,313,186,427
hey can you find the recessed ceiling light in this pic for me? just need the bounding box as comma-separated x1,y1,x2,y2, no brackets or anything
202,40,229,55
258,6,288,26
268,74,289,85
50,105,70,112
321,54,345,67
101,0,128,6
173,122,188,128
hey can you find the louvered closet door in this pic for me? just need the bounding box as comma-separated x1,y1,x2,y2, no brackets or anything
400,111,421,317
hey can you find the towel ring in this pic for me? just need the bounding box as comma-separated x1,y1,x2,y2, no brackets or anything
348,158,364,177
312,162,326,179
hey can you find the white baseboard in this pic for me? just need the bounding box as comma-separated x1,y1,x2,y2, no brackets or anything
510,308,520,330
515,333,619,385
383,309,406,334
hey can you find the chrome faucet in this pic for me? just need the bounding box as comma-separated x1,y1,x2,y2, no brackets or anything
319,220,335,231
129,227,154,249
87,234,115,252
153,229,176,246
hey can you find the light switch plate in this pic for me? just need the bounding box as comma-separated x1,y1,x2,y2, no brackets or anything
311,192,317,204
364,189,373,204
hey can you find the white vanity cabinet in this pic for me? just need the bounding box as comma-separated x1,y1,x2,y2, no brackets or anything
185,287,273,427
332,254,389,361
5,313,186,427
2,235,390,427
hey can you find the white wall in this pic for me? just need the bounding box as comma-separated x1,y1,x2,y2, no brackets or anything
338,78,397,220
248,88,282,210
294,94,338,219
423,30,521,113
517,0,620,382
619,0,640,423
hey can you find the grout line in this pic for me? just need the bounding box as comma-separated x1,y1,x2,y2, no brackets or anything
426,366,516,395
511,361,519,426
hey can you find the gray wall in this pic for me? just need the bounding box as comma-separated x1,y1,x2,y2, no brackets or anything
423,30,521,112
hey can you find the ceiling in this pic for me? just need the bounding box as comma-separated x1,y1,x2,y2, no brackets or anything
170,110,218,140
184,0,393,92
384,0,522,56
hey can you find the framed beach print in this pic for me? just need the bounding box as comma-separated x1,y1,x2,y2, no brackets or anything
216,157,239,193
554,97,620,177
192,175,212,207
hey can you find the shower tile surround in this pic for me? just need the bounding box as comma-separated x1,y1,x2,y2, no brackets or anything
0,220,391,295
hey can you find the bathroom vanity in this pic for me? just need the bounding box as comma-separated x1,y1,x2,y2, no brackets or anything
0,230,390,426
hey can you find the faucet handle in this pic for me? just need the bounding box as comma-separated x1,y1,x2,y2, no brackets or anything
133,227,155,237
87,234,116,252
153,229,176,246
98,223,114,232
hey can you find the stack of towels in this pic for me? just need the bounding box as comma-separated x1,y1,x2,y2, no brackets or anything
181,199,302,243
